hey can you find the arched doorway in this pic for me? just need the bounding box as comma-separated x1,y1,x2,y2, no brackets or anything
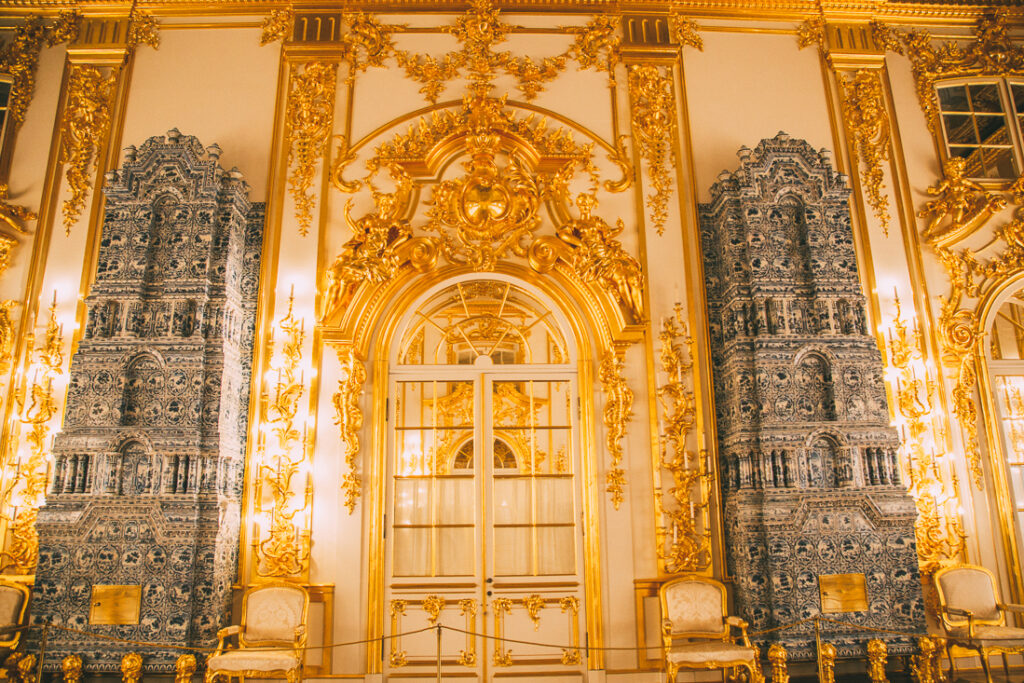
382,275,586,680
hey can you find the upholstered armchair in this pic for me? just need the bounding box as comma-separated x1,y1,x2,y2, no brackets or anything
0,579,29,659
660,575,764,683
205,582,309,683
935,564,1024,683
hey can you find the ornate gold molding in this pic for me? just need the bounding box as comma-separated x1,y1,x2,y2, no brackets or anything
559,596,582,665
656,305,711,574
918,158,1006,247
126,10,161,53
627,65,677,236
0,12,79,129
61,655,82,683
389,599,408,667
120,653,142,683
523,594,544,630
173,655,195,683
285,62,337,236
333,343,365,514
867,639,888,683
422,594,445,625
492,597,513,666
669,13,703,51
842,69,892,236
260,7,294,45
767,644,789,683
254,293,312,578
58,64,116,235
1,297,64,574
599,348,633,510
457,599,477,666
0,185,35,239
872,11,1024,137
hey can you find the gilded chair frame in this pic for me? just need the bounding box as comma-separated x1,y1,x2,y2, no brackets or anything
659,575,763,683
0,578,30,654
935,563,1024,683
205,581,310,683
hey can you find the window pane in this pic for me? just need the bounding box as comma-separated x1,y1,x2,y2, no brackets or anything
494,526,531,575
976,114,1009,145
969,83,1002,112
984,147,1016,178
938,85,970,112
393,528,430,576
536,477,572,524
437,527,474,575
438,477,474,524
493,477,530,524
0,82,10,108
394,478,430,525
537,526,575,575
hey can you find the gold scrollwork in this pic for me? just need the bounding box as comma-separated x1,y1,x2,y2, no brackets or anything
422,594,445,625
627,65,676,236
59,65,117,235
669,13,703,51
126,10,160,53
389,599,408,667
120,653,142,683
559,596,581,665
599,348,634,510
819,643,837,683
0,184,35,237
656,305,711,574
522,594,544,630
285,62,337,236
254,293,311,578
911,636,943,683
842,69,892,237
492,597,513,666
795,17,825,51
173,655,196,683
767,644,789,683
0,12,80,129
1,297,64,574
872,11,1024,138
885,294,966,572
333,344,365,514
61,655,82,683
867,639,889,683
457,599,477,666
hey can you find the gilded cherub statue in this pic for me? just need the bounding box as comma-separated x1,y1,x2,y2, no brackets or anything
322,175,413,319
556,193,644,322
918,157,1006,244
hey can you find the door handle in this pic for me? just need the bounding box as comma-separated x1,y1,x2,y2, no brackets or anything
487,590,492,596
485,577,493,584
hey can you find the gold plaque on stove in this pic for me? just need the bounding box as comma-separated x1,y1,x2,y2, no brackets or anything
89,585,141,625
819,573,868,613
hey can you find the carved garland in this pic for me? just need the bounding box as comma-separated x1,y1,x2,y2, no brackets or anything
333,344,365,514
841,70,892,237
285,62,337,236
58,65,117,235
0,12,79,129
627,65,677,236
656,306,711,574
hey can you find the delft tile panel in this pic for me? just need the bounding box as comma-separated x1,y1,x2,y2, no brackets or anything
698,133,924,658
30,130,263,672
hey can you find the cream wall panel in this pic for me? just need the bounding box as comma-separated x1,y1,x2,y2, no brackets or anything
121,28,278,198
684,31,832,202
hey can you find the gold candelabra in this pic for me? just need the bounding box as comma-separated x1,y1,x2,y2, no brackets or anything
254,290,312,579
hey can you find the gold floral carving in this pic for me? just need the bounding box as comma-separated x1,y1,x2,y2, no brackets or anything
911,637,942,683
173,655,195,683
16,654,36,683
0,300,19,375
567,16,620,81
0,185,35,237
867,639,888,683
919,157,1006,247
260,7,294,45
120,653,142,683
819,643,837,683
656,306,711,574
457,599,477,666
339,13,398,84
885,294,966,573
492,597,513,666
522,594,544,630
872,11,1024,136
422,594,445,625
767,644,789,683
255,293,311,578
0,298,63,574
333,344,365,514
285,62,337,236
669,13,703,51
58,65,116,235
126,10,161,53
61,655,82,683
795,17,825,51
599,348,633,510
842,70,892,236
627,65,676,236
0,12,79,128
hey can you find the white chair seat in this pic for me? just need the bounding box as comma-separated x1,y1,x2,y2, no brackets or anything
207,648,302,673
950,625,1024,648
667,641,757,665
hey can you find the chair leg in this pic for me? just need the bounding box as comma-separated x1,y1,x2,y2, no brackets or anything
981,650,994,683
1001,652,1010,682
666,662,678,683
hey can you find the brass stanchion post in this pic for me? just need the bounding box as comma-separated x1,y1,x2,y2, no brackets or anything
436,624,442,683
814,617,822,682
36,623,48,683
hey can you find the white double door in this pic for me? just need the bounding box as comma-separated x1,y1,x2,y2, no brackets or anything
384,368,586,681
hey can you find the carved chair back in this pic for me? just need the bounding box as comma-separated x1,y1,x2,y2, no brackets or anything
935,564,1004,630
660,575,728,640
239,582,309,648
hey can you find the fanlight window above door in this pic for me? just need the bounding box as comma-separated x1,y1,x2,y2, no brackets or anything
397,279,570,366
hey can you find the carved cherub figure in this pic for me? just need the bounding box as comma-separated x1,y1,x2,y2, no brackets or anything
556,193,644,322
918,157,1006,242
322,176,413,318
0,184,35,235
